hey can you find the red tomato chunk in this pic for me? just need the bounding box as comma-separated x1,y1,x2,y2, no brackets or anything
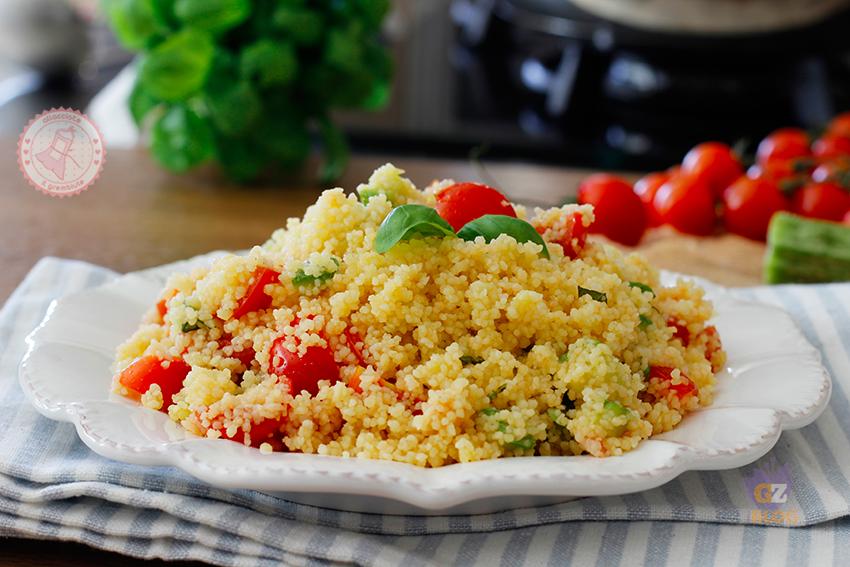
269,337,340,396
118,355,191,409
232,267,280,319
650,366,697,399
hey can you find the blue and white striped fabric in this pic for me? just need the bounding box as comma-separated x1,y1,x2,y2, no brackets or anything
2,257,850,566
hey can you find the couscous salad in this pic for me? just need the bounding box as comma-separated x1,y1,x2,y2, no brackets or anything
113,165,725,466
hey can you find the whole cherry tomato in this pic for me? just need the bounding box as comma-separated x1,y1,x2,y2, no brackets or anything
435,182,516,232
652,174,716,236
633,171,671,227
756,128,811,167
577,174,647,246
843,210,850,226
682,142,742,197
827,112,850,139
811,158,850,187
792,182,850,222
812,134,850,161
722,175,789,241
269,337,340,396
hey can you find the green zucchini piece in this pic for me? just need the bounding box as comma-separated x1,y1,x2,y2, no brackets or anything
764,212,850,284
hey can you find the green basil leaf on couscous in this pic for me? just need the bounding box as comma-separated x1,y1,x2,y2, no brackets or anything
460,355,485,365
181,320,206,332
292,257,339,287
497,420,508,433
639,314,653,329
374,204,457,253
643,366,651,378
457,215,550,259
603,400,630,416
479,407,498,416
507,434,536,450
357,187,381,204
578,286,607,303
547,408,566,427
628,281,655,296
488,384,507,400
558,352,569,363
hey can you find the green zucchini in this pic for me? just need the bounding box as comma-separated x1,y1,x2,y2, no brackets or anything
764,212,850,284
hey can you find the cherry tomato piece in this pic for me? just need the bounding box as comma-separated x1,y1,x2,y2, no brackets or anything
222,417,284,448
232,267,280,320
811,158,850,187
577,174,647,246
269,337,340,396
652,174,716,236
539,211,589,259
633,171,671,227
682,142,742,197
756,128,811,167
792,182,850,222
649,366,697,399
435,182,516,232
666,317,690,346
828,112,850,139
118,355,191,409
812,134,850,161
722,175,789,241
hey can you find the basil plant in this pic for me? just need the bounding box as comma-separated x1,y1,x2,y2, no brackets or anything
102,0,392,182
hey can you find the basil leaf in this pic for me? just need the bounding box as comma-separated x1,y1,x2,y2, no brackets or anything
488,384,507,400
558,352,569,363
292,259,339,287
479,407,498,416
151,105,214,172
639,314,653,329
457,215,550,259
507,434,535,450
628,281,655,296
460,355,484,365
547,408,562,422
643,367,651,378
139,29,213,101
374,205,456,253
497,421,508,433
578,286,607,303
181,320,206,332
174,0,250,34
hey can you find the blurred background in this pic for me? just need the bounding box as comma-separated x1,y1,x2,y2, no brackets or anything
2,0,850,173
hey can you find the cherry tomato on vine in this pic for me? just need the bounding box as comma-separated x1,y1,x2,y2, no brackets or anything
722,176,789,241
435,182,516,232
792,182,850,222
812,134,850,161
756,128,811,167
652,174,716,236
682,142,742,197
827,112,850,139
577,174,647,246
811,158,850,187
633,171,671,227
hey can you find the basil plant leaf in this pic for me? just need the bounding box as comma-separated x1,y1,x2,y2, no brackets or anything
139,29,214,101
174,0,251,34
103,0,162,50
374,205,456,254
457,215,550,259
151,105,214,172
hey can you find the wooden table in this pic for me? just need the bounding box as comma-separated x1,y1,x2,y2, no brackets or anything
0,140,765,565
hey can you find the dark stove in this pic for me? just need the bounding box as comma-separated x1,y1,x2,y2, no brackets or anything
344,0,850,171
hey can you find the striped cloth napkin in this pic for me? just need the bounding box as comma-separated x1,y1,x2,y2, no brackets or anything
2,257,850,567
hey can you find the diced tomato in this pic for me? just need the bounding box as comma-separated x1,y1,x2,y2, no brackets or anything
232,267,280,320
541,212,589,260
649,366,697,399
118,355,191,409
343,328,368,366
222,417,284,448
155,289,178,322
219,335,255,367
700,325,724,373
269,336,340,396
349,367,364,393
667,317,690,346
435,182,517,232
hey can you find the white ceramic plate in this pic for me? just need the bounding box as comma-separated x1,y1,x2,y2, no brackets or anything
18,253,832,515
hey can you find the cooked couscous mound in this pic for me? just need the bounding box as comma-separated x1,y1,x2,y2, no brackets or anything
114,164,725,466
